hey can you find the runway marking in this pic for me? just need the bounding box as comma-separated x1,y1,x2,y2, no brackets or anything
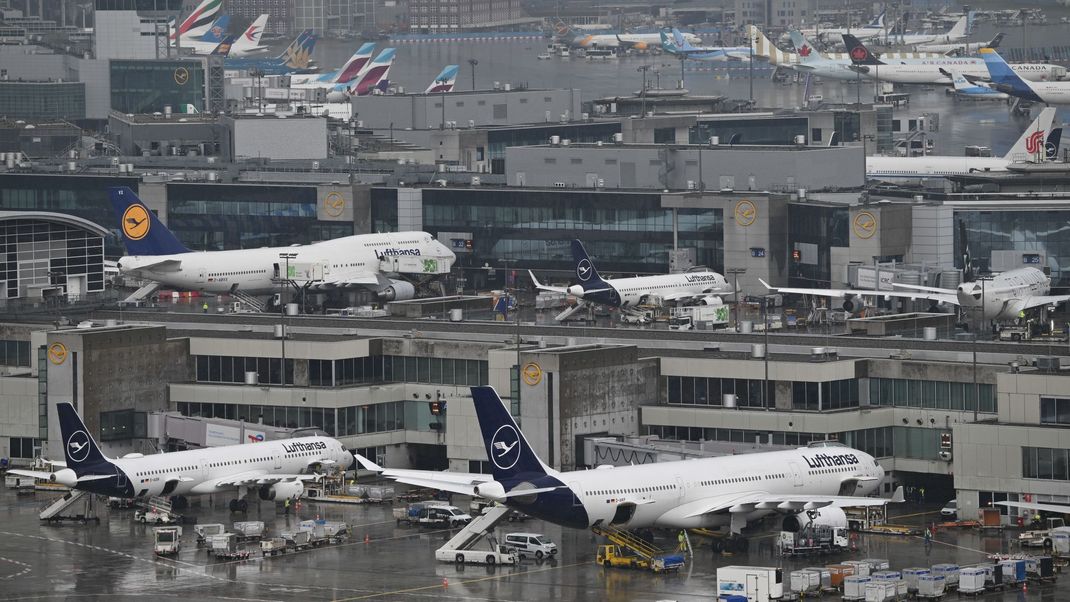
0,556,32,580
889,510,941,520
330,560,591,601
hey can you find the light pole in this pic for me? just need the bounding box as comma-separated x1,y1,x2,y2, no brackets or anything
468,58,478,90
727,267,746,331
251,68,264,112
500,258,521,417
637,65,650,117
438,77,448,130
279,252,297,386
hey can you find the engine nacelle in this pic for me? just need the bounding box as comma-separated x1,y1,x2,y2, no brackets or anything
697,296,724,306
782,506,848,532
841,297,866,316
259,480,304,501
377,280,415,302
50,468,78,487
325,91,348,103
473,481,507,502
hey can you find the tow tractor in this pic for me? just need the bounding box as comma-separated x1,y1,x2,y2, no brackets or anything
593,525,685,572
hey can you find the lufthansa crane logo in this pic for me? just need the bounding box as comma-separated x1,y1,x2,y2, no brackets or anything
121,204,151,240
490,424,521,470
576,258,593,281
47,342,68,365
734,199,757,227
853,211,877,239
66,430,92,463
323,192,345,217
522,362,542,386
174,67,190,86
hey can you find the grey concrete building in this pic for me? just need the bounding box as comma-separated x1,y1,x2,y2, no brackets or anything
504,142,865,192
350,88,583,130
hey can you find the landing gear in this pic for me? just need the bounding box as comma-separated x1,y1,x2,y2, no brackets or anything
170,496,188,510
228,499,248,512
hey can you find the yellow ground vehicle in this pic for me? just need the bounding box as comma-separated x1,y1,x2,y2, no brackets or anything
595,544,683,572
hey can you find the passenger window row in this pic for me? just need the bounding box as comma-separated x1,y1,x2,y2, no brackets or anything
591,484,676,496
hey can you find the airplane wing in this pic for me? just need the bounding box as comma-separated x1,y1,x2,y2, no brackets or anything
190,470,320,493
528,270,570,294
8,469,57,481
682,486,904,519
1019,294,1070,311
760,278,959,306
995,500,1070,514
131,258,182,272
662,291,724,302
354,453,492,497
307,271,379,290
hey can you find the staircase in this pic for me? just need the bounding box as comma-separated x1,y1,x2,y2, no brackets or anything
140,496,173,514
438,505,512,552
123,282,160,304
230,290,267,312
591,524,662,561
40,490,96,522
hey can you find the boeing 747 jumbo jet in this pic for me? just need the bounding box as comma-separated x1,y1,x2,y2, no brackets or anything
109,187,454,304
358,387,900,537
9,403,352,512
529,240,731,321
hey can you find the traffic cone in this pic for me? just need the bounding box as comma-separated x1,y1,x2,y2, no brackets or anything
364,533,370,544
442,578,449,588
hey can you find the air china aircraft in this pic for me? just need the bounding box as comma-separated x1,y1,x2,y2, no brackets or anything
529,240,731,321
109,187,454,302
866,107,1056,180
358,387,900,535
9,403,352,512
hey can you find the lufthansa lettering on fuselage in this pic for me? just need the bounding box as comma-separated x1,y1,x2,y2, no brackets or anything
282,440,327,454
684,274,718,283
803,453,860,468
382,248,421,256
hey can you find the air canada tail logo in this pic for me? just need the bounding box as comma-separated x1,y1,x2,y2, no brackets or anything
1025,130,1044,155
576,258,593,281
67,430,92,463
490,424,521,470
850,46,869,62
799,44,812,57
121,204,151,241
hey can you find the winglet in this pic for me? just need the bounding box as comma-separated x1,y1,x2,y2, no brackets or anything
890,485,905,503
527,269,544,289
758,278,776,291
354,454,383,473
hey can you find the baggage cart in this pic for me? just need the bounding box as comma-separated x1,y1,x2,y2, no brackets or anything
843,575,871,601
802,567,833,591
917,574,946,599
863,581,897,602
844,560,872,577
999,559,1026,585
282,529,312,550
194,523,225,546
931,563,960,588
959,566,987,595
789,569,820,594
860,558,889,571
826,564,856,588
233,520,265,541
902,567,930,593
261,537,287,557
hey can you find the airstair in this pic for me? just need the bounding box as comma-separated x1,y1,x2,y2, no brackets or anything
229,290,267,312
437,505,512,552
123,282,160,304
591,524,662,561
140,496,174,514
40,490,99,523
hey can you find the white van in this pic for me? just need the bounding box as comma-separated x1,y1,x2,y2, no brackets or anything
504,532,557,560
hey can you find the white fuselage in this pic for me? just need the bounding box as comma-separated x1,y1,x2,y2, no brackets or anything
958,268,1051,320
119,436,350,498
571,446,884,529
571,271,731,307
797,28,884,41
867,155,1015,179
1017,81,1070,104
177,38,223,55
856,61,1060,85
577,32,700,49
118,231,453,295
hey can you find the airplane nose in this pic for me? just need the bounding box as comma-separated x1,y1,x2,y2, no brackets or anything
567,284,585,298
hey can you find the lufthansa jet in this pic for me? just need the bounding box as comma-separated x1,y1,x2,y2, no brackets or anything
109,187,454,303
529,240,732,321
10,403,352,512
357,387,900,536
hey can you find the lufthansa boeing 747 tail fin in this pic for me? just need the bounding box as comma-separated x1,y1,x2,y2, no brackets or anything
108,187,191,256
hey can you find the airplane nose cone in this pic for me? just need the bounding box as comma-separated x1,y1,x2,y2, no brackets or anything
344,450,355,471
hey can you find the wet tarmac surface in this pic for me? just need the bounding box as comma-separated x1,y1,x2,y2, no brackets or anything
1,487,1066,601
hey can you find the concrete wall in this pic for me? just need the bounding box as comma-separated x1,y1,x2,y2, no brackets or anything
0,375,38,463
350,89,583,130
505,144,865,191
229,116,328,160
908,204,954,266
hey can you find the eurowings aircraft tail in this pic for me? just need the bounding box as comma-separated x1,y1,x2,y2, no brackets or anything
471,386,552,481
842,34,885,65
108,187,191,256
171,0,222,41
329,42,376,83
1002,106,1056,161
58,402,112,477
979,47,1041,101
349,48,395,96
199,14,230,43
425,65,458,93
229,14,269,55
570,239,609,292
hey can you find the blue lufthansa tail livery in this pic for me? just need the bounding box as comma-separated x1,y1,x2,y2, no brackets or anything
1047,128,1062,160
108,187,191,256
58,402,113,476
472,386,551,482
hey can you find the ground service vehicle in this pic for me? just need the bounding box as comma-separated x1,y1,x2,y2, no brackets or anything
136,509,175,524
504,532,557,559
596,544,684,573
941,500,958,518
153,526,182,556
435,543,517,565
394,502,472,527
717,566,785,601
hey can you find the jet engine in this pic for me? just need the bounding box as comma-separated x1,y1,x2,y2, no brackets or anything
377,279,415,302
697,296,724,306
48,468,78,487
259,480,304,501
840,296,867,316
473,481,507,502
782,506,848,532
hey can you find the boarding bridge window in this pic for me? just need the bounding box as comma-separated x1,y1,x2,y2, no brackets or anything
468,460,493,474
664,376,773,408
1040,397,1070,425
1023,446,1070,481
336,401,411,436
99,409,146,441
653,128,675,144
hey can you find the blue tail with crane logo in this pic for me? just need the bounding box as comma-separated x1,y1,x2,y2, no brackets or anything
108,187,191,256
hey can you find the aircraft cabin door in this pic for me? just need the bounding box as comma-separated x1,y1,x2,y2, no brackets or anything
788,461,803,487
674,475,685,501
197,267,206,283
568,480,584,507
199,458,208,481
274,453,282,470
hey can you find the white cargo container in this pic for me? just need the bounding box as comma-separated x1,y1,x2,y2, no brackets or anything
864,581,897,602
902,567,930,592
844,575,872,600
790,569,820,593
716,566,784,602
917,574,946,598
802,567,832,589
844,560,872,576
931,563,959,584
959,566,987,594
194,523,226,545
861,558,890,571
871,570,901,581
233,521,265,539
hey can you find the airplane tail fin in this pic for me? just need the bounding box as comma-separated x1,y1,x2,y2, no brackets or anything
471,386,552,481
229,13,268,55
571,239,608,291
949,70,970,90
842,34,884,65
750,25,793,65
282,30,317,70
671,27,692,50
660,30,676,53
987,32,1004,49
350,48,395,96
199,14,230,43
57,402,111,476
966,11,976,36
332,42,376,84
789,31,822,63
866,10,886,29
1046,127,1062,161
174,0,222,40
425,64,458,93
210,34,236,56
945,15,968,40
1003,106,1055,161
979,47,1029,90
108,187,191,256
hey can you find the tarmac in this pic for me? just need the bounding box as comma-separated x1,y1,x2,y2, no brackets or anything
0,486,1065,601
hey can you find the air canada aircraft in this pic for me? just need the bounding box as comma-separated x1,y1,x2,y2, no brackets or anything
357,387,901,536
108,187,454,303
9,403,352,512
529,240,731,321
